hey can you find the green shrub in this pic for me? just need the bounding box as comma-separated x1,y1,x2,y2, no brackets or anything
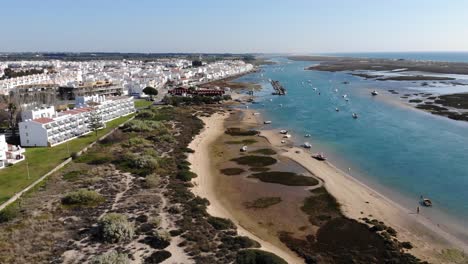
144,250,172,263
177,170,197,181
98,213,135,243
123,119,163,132
62,189,104,207
236,249,287,264
92,250,130,264
207,216,235,230
0,204,19,223
144,173,161,188
400,241,413,249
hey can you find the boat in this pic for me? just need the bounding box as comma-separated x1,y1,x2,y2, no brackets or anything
283,134,291,138
421,198,433,207
279,130,288,134
342,94,347,98
352,113,358,119
313,87,317,91
253,112,260,115
281,140,286,144
240,146,248,152
269,99,273,102
302,142,312,148
334,89,338,93
264,121,272,124
305,134,311,138
279,104,283,107
335,108,339,112
371,90,379,96
312,153,327,161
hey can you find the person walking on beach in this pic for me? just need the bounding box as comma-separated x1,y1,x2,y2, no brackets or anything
417,206,420,214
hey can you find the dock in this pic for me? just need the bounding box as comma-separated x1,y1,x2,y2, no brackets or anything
270,80,287,95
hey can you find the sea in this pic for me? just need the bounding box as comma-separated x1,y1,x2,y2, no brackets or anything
235,52,468,243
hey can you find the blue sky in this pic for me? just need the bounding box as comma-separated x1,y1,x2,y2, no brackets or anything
2,0,468,53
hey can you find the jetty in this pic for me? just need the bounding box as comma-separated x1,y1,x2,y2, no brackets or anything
270,80,287,95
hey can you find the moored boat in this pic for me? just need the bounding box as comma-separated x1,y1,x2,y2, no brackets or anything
280,129,288,134
264,120,272,124
302,142,312,148
352,113,358,119
371,90,379,96
240,146,248,152
312,152,327,161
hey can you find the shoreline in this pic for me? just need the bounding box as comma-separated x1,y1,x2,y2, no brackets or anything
188,105,468,263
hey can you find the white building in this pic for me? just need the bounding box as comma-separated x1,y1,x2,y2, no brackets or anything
19,96,135,147
0,135,25,169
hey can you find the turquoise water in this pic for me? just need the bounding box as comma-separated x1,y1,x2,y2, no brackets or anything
237,58,468,240
323,51,468,63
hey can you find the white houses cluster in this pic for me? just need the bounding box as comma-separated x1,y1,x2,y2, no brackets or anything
0,59,254,97
18,95,135,147
0,135,25,169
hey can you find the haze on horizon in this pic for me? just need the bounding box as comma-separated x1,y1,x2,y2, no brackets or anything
2,0,468,54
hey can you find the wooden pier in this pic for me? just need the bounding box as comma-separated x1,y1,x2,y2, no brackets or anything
270,80,287,95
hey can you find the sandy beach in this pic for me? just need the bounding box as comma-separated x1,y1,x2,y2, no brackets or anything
188,112,304,264
188,108,468,263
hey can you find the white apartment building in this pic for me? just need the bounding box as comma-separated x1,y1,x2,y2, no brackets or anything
0,135,25,169
19,96,135,147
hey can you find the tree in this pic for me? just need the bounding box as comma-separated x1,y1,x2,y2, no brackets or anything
143,86,158,100
7,103,18,135
88,109,104,138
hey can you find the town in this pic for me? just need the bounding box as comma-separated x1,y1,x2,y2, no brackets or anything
0,57,254,168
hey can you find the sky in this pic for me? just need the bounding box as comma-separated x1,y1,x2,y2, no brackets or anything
2,0,468,54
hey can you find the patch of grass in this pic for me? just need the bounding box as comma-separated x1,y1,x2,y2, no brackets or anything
236,249,287,264
61,189,105,207
248,171,319,186
301,187,341,225
231,156,277,167
244,197,282,209
0,114,133,204
220,168,245,176
0,203,20,223
134,99,153,109
225,127,259,136
225,139,258,145
62,170,83,181
250,148,277,155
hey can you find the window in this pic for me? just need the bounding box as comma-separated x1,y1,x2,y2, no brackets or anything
27,140,29,144
26,133,28,137
25,125,28,129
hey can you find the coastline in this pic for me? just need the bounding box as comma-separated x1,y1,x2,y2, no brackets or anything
188,105,467,263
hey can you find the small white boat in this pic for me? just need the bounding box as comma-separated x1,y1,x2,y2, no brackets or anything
371,90,379,96
269,99,273,102
313,87,317,91
253,112,260,116
279,104,283,107
334,89,338,93
281,140,286,144
342,94,348,98
305,134,311,138
279,130,288,134
264,120,272,124
335,108,339,112
283,134,291,138
352,113,358,119
345,98,349,102
240,146,248,152
302,142,312,148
